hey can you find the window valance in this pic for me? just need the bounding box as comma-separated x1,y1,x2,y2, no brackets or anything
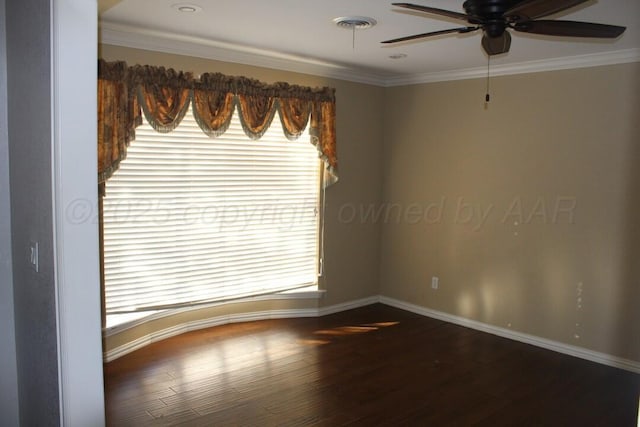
97,59,338,187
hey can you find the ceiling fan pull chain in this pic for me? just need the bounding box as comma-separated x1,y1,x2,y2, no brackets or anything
485,55,491,104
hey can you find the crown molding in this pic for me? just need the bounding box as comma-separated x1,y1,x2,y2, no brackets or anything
384,48,640,86
99,21,390,86
100,22,640,87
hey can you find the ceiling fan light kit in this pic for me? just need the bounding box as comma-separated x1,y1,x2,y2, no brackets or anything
382,0,626,56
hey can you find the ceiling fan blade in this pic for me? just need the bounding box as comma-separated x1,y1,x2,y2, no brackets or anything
481,31,512,56
505,0,589,21
382,27,479,44
513,20,626,38
391,3,469,21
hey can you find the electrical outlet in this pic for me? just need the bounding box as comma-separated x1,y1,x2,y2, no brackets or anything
431,276,439,290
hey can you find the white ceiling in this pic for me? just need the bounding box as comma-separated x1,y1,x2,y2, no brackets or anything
99,0,640,86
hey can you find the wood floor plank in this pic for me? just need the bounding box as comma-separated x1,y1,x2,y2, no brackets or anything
104,304,640,426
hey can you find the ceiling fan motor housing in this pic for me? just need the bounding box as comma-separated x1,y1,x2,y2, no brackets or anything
463,0,522,20
463,0,520,36
384,0,627,56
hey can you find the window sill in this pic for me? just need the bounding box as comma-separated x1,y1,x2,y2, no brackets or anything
104,286,325,336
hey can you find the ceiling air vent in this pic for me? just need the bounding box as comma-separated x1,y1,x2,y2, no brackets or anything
332,16,377,30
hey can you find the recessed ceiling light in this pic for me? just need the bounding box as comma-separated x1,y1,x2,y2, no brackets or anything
389,53,408,60
332,16,377,30
172,3,202,13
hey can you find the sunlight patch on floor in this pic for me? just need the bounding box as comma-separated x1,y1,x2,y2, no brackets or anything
313,321,400,337
298,339,331,346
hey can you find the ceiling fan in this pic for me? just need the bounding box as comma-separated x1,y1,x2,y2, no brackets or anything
382,0,626,56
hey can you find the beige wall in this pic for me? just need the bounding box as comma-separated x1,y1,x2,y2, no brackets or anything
100,45,640,363
99,44,385,308
381,63,640,361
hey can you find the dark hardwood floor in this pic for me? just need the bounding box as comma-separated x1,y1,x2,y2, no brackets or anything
104,304,639,426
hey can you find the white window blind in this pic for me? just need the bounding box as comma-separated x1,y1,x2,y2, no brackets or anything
103,106,321,314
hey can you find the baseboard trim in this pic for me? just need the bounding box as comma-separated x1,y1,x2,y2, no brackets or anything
318,296,381,316
379,296,640,374
105,294,640,373
104,296,378,362
104,287,325,335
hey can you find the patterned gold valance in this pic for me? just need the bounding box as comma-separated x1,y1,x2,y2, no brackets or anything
98,59,338,188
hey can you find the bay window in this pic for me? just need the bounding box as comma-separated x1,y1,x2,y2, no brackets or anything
97,60,337,325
